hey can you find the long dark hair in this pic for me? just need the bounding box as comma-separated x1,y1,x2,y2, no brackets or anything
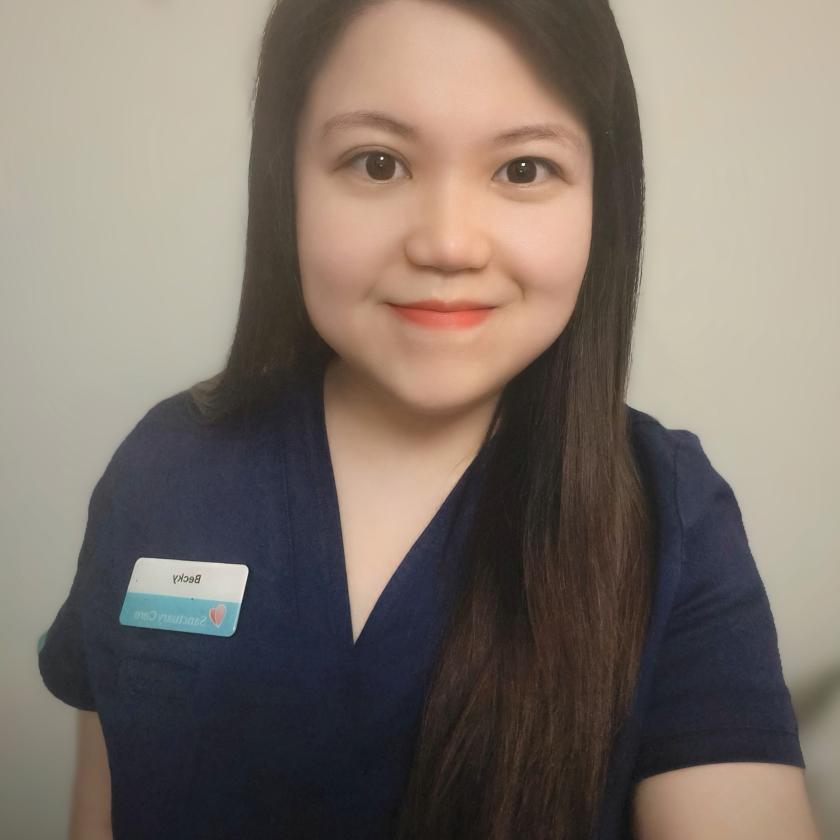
189,1,653,837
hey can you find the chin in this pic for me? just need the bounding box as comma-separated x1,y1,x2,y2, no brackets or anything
389,375,494,418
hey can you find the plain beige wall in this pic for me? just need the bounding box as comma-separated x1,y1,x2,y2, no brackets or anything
2,1,837,836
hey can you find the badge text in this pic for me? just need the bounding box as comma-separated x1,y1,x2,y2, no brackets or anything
172,573,202,584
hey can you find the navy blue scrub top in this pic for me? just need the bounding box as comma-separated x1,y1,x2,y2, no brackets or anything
38,367,805,839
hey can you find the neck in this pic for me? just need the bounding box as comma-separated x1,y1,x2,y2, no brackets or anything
322,357,500,476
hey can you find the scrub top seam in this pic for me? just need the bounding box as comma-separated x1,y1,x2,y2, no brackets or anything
638,724,801,743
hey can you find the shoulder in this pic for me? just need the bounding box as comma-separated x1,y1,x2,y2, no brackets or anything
625,404,719,521
626,404,705,466
626,403,751,563
96,383,299,518
624,403,760,645
97,390,213,506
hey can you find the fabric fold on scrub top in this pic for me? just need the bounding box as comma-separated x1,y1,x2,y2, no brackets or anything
38,366,805,840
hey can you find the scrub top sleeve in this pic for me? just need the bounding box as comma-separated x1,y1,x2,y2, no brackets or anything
37,469,117,711
632,431,805,783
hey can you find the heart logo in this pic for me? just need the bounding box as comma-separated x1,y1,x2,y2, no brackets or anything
208,604,226,627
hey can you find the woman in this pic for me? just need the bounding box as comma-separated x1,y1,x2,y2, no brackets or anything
39,0,820,837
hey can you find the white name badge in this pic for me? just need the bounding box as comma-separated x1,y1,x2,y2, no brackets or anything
119,557,249,637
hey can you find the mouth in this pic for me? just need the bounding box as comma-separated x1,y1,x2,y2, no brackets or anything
386,302,495,329
391,298,495,312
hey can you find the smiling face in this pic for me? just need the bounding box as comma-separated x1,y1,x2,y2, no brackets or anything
293,0,594,420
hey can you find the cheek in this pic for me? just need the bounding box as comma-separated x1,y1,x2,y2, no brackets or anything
512,195,593,307
296,166,394,289
296,173,382,327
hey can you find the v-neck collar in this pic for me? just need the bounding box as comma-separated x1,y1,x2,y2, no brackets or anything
301,364,490,654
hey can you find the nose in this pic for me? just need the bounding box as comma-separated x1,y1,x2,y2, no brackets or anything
403,178,491,274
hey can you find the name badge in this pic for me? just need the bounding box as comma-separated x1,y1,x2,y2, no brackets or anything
119,557,249,637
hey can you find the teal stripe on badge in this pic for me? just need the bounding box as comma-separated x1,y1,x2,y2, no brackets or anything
119,592,242,637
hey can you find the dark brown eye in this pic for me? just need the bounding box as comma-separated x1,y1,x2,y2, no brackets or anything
507,159,536,183
500,157,560,185
365,152,397,180
345,150,406,182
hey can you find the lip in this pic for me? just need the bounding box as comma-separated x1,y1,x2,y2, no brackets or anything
387,302,495,329
391,298,495,312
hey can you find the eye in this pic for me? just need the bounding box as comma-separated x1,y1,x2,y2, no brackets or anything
343,150,410,182
495,156,563,185
342,150,563,185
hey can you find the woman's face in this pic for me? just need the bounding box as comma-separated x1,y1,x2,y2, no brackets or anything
294,0,594,418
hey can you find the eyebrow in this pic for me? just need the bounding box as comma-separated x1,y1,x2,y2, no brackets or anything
320,109,587,156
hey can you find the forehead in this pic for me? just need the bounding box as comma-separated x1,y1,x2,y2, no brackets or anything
296,0,589,154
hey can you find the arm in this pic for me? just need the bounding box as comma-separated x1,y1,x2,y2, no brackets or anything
630,432,822,838
68,710,112,840
632,763,822,840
